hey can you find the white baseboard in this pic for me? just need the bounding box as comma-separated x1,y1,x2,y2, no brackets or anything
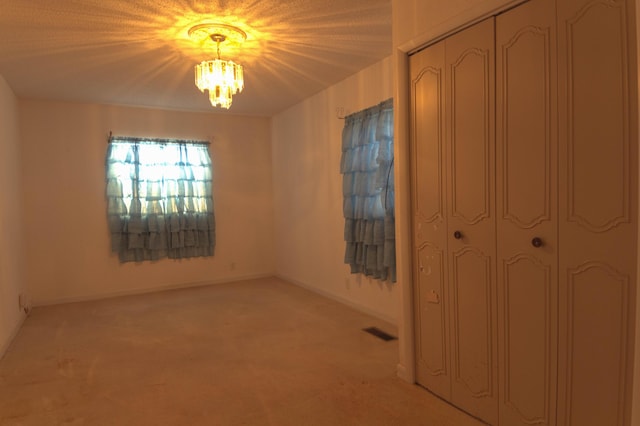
32,273,275,307
0,311,26,361
276,274,397,327
396,362,414,383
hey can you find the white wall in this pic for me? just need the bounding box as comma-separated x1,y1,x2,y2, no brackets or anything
271,57,398,324
0,75,26,358
19,100,275,305
392,0,527,51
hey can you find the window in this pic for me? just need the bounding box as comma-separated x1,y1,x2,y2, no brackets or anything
106,137,215,262
340,98,395,282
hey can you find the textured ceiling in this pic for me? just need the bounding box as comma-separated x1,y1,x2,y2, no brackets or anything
0,0,392,116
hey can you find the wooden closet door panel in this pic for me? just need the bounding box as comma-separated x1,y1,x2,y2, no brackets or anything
410,40,451,399
557,0,638,425
445,17,498,425
496,1,558,425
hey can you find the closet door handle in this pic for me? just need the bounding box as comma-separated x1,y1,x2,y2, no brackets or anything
453,231,463,240
531,237,543,248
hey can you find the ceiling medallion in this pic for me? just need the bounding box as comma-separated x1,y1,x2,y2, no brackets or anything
189,23,246,109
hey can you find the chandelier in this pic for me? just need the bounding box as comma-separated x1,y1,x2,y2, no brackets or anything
189,24,246,109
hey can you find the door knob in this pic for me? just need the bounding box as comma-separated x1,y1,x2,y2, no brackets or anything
453,231,462,240
531,237,543,248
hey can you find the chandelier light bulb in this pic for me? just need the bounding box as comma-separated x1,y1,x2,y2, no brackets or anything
194,57,244,109
189,24,246,109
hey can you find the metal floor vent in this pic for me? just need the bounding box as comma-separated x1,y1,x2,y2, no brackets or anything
363,327,397,341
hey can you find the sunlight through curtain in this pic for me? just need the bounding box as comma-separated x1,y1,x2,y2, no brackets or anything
340,98,395,282
106,137,215,262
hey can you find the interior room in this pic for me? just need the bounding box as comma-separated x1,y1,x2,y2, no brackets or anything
1,0,640,425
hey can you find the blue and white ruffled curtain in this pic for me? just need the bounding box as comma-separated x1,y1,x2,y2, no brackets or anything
340,98,395,282
106,137,215,262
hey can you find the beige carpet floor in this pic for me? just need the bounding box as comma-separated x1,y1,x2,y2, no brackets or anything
0,277,485,426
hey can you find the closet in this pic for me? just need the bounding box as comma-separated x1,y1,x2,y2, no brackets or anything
409,0,637,425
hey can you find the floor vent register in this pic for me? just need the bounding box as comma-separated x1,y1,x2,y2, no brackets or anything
362,327,397,341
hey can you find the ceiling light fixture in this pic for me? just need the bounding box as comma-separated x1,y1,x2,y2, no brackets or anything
189,23,246,109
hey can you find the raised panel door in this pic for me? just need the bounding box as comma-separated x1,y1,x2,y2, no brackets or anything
557,0,638,424
410,40,451,399
445,17,498,425
496,1,558,425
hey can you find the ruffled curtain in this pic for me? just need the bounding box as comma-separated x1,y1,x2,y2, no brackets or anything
105,137,215,262
340,98,395,282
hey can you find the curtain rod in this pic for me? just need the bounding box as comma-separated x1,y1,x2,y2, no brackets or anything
107,131,210,145
336,98,393,121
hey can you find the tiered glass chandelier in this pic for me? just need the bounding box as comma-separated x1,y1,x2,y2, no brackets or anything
189,24,246,109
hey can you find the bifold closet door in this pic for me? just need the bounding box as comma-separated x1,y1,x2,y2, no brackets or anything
445,18,498,426
557,0,638,424
496,0,558,425
410,40,451,400
410,18,498,424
